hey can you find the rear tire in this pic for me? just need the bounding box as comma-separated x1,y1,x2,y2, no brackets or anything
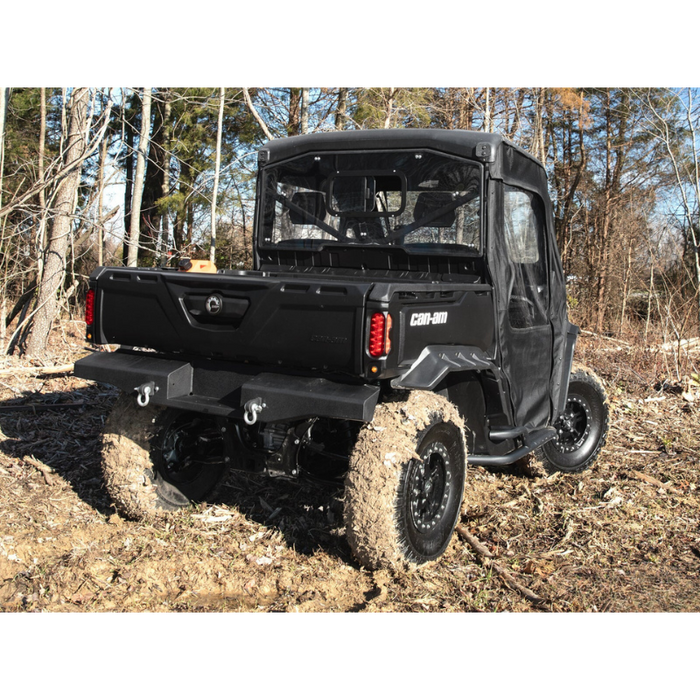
536,364,609,474
101,393,231,519
344,391,467,570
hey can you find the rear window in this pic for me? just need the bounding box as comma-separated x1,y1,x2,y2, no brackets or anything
260,150,482,254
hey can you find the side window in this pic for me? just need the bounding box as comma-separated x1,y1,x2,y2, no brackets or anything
503,186,548,328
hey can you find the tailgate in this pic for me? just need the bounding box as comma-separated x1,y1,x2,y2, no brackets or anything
91,268,372,374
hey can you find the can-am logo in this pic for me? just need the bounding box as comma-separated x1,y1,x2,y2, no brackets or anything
205,294,223,315
410,311,448,327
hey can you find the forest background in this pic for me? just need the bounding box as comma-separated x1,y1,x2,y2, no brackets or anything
1,86,699,366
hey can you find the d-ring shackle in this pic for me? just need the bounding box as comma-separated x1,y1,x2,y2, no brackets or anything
244,397,266,425
135,381,156,407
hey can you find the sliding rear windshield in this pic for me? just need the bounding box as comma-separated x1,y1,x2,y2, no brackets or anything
259,150,482,254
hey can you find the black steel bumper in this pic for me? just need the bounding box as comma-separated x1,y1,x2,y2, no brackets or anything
74,351,379,423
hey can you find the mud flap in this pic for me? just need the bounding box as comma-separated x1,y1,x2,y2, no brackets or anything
555,322,580,418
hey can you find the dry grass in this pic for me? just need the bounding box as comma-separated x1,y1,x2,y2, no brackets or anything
1,323,699,612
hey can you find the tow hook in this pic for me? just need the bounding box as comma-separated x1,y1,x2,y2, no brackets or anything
135,381,157,407
244,397,266,425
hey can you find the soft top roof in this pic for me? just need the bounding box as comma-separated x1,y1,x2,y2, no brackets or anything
259,129,547,193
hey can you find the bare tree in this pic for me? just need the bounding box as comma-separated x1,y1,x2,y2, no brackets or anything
243,88,273,140
483,87,491,133
300,88,309,134
335,88,348,130
643,88,700,331
23,88,91,356
127,88,152,267
0,88,9,212
96,120,109,267
158,94,172,262
210,88,225,263
530,87,546,161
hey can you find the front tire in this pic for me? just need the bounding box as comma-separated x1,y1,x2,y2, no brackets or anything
536,364,609,473
101,394,231,519
344,391,467,570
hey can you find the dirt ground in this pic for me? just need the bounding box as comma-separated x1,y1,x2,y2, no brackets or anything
1,321,699,613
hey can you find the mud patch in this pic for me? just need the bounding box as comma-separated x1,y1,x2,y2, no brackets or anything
102,394,163,519
344,391,466,569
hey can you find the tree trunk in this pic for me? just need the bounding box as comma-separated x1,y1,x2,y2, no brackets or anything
619,243,632,335
210,88,225,263
335,88,348,130
23,88,90,356
383,88,396,129
127,88,152,267
595,89,628,334
97,123,108,267
645,256,655,343
300,88,309,134
122,100,135,266
0,87,9,213
531,88,545,161
139,89,166,266
158,96,172,262
557,92,587,272
596,92,613,333
288,88,301,136
463,88,476,130
683,89,700,332
36,87,49,279
484,87,491,132
595,192,613,334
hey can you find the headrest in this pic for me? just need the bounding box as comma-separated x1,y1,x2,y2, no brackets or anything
413,192,456,228
289,191,327,225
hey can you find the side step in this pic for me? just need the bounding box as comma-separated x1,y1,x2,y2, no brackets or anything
467,427,556,466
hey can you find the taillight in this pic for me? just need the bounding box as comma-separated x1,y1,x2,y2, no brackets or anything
85,289,95,327
368,312,392,358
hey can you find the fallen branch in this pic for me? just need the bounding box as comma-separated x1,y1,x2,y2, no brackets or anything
455,524,494,558
579,329,633,347
456,525,549,606
23,455,54,486
0,402,87,412
0,363,74,377
655,337,700,352
629,470,683,495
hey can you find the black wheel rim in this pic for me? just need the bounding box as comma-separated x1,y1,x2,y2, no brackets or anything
408,441,452,534
552,396,591,454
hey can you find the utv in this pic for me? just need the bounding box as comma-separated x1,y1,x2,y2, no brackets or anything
75,129,609,570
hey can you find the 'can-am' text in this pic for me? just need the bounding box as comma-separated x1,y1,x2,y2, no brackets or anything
410,311,448,326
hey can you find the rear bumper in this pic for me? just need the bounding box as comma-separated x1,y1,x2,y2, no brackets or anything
75,350,379,423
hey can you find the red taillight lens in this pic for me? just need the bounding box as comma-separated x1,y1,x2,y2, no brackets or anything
85,289,95,326
368,312,392,358
385,313,393,355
